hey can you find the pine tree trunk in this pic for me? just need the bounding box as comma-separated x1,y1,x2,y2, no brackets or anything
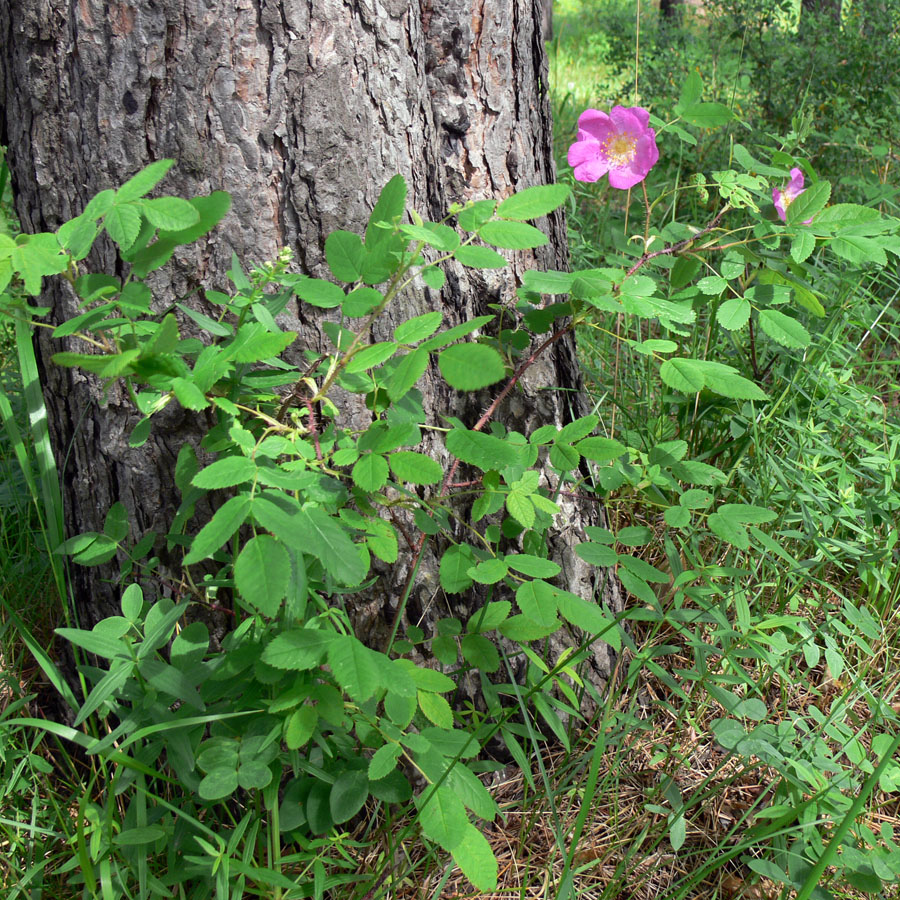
0,0,622,701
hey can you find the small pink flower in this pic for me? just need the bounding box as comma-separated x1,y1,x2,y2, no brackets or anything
773,167,812,223
567,106,660,190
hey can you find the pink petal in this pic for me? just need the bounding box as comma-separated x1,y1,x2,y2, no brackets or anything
568,139,600,169
772,187,787,222
576,109,613,143
628,106,652,130
609,106,646,137
573,155,611,183
608,163,646,190
633,131,659,172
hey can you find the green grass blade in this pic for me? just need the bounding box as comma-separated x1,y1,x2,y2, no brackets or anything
0,604,78,710
15,318,64,552
794,733,900,900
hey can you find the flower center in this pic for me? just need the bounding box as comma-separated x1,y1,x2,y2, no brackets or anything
603,132,637,167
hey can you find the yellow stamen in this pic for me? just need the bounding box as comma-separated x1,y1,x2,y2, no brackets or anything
602,132,637,167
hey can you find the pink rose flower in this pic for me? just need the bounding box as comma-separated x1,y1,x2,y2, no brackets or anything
773,167,812,223
567,106,660,190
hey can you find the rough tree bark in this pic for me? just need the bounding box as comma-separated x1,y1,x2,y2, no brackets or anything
801,0,842,24
0,0,622,699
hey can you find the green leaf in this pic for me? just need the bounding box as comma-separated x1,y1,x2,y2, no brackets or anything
556,593,620,649
505,555,561,578
401,222,460,251
183,494,251,565
421,267,444,295
786,180,831,225
706,371,767,401
453,245,507,269
226,324,296,362
496,184,570,220
676,70,703,112
294,276,345,309
366,175,407,249
386,348,429,400
617,526,652,546
57,215,98,260
467,601,511,633
520,269,576,294
158,191,231,245
505,491,534,529
55,626,129,660
758,309,810,349
451,823,499,891
417,690,454,728
103,502,129,542
479,220,548,250
698,275,728,295
369,743,403,781
457,199,497,231
365,517,399,564
812,203,880,230
575,436,627,462
515,580,559,630
417,785,469,850
82,188,117,219
660,358,706,393
299,507,366,586
830,234,888,266
141,197,201,231
498,613,559,641
717,503,776,524
394,311,443,344
681,102,734,127
419,315,495,351
346,342,398,373
235,535,291,617
664,506,691,527
104,204,143,250
325,230,365,282
446,429,521,471
389,451,443,485
469,558,508,585
440,544,476,593
707,513,749,549
352,454,389,491
171,377,210,411
328,635,382,702
192,456,257,489
439,344,506,391
262,629,334,670
557,414,598,443
575,542,618,567
8,233,71,294
460,633,500,672
717,297,750,331
199,768,239,801
343,286,383,317
115,159,175,203
669,814,686,851
238,760,273,790
790,229,816,263
330,770,369,824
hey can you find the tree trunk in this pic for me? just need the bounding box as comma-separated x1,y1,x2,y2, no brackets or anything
659,0,684,22
0,0,622,700
801,0,842,25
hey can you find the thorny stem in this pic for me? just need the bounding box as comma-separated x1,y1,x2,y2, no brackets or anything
641,180,652,246
383,319,575,653
625,205,731,279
